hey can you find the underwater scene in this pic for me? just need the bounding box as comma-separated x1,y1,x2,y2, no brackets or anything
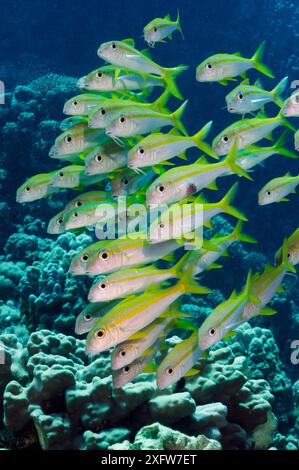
1,0,299,454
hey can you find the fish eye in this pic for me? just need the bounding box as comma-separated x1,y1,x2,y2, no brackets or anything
123,365,130,374
97,72,103,78
25,186,31,192
158,185,165,192
166,367,174,376
153,27,157,32
100,108,106,115
72,212,78,218
99,282,106,289
138,147,145,155
206,63,212,70
84,314,92,321
81,254,89,262
111,43,116,49
59,172,64,178
95,154,102,162
73,100,78,106
238,93,244,100
122,178,129,185
119,116,125,123
294,95,299,103
287,252,291,259
75,201,82,207
209,327,216,336
267,190,271,196
95,328,106,338
57,217,63,224
65,136,72,143
119,349,126,357
158,222,165,229
222,136,229,143
100,251,109,260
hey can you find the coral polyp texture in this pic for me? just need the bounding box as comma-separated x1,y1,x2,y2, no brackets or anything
1,3,299,452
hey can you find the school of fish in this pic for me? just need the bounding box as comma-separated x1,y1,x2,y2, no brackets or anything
17,12,299,389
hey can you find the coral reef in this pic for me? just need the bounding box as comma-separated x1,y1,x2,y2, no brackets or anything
0,324,297,450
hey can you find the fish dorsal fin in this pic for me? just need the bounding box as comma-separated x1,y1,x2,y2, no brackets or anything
240,78,250,85
143,363,157,373
168,127,182,136
164,14,171,20
234,52,242,56
195,155,208,165
254,78,263,89
122,38,135,47
141,48,151,58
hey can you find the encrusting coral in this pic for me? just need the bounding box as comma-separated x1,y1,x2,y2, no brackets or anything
0,324,297,450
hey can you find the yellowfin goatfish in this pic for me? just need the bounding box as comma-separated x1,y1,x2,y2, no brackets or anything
62,200,127,231
50,165,106,189
225,77,288,114
156,331,201,389
128,122,217,170
60,116,88,131
85,265,210,355
111,303,191,369
69,235,179,276
47,210,66,235
106,101,188,139
88,89,170,129
197,271,254,350
49,123,106,158
275,228,299,267
63,93,109,116
47,191,112,233
149,183,247,243
143,12,183,48
16,172,58,203
182,221,256,274
235,132,298,172
88,255,188,302
146,142,250,206
75,300,120,335
112,339,161,388
84,237,181,276
64,191,111,211
111,168,156,198
241,239,296,321
258,172,299,205
97,38,188,99
282,90,299,117
196,41,274,85
84,144,128,175
212,111,294,156
77,65,165,93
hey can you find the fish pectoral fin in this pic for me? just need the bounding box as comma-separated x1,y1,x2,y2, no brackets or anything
208,263,223,270
184,368,200,377
258,306,277,316
277,197,290,202
276,285,285,293
222,331,238,341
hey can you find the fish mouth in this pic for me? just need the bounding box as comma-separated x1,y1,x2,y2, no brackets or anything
228,107,235,112
77,77,86,89
49,146,58,158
